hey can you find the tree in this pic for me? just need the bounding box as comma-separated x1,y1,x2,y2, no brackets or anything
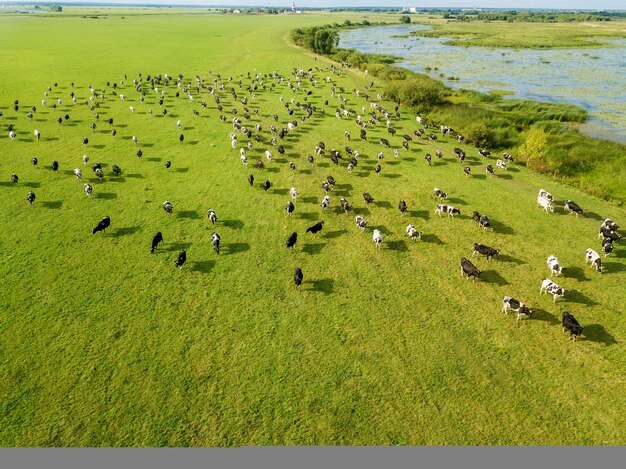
399,15,411,24
49,5,62,12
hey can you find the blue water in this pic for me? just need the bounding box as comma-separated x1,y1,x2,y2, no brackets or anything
339,25,626,144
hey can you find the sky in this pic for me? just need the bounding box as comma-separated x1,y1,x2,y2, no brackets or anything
32,1,626,11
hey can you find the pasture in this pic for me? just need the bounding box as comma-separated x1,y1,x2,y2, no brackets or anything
0,10,625,446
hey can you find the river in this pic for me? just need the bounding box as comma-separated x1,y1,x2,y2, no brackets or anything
339,24,626,144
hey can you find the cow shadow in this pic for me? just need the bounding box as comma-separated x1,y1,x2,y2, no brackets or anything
190,260,215,274
497,174,513,180
421,233,444,244
493,220,515,235
325,229,347,239
447,197,466,205
408,210,429,220
614,250,626,259
564,267,590,282
472,174,487,180
498,254,526,265
146,157,161,162
583,324,618,346
222,219,244,230
529,308,560,326
167,242,193,252
0,181,15,187
224,242,250,255
354,207,370,216
178,210,200,219
301,196,317,204
126,173,145,179
42,200,63,209
142,143,155,148
336,183,353,190
24,182,41,188
187,141,199,146
373,201,392,209
303,243,325,255
604,262,626,272
273,188,289,195
387,240,409,252
266,167,280,173
309,278,334,294
297,212,318,220
174,167,189,173
481,270,510,286
566,289,598,306
114,226,141,237
91,144,106,149
583,211,604,221
95,192,117,200
381,173,401,179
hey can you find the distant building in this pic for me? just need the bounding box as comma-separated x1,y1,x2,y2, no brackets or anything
291,2,296,13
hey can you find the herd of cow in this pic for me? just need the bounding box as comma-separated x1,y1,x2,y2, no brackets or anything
2,62,622,345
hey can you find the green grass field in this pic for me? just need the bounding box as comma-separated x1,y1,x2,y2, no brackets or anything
0,10,625,446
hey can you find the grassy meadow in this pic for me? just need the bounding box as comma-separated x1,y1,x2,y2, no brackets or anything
0,10,625,446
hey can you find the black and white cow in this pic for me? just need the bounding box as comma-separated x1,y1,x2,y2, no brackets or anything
355,215,367,232
207,209,217,225
406,224,422,241
321,195,330,211
286,232,298,250
290,187,298,202
340,197,351,214
399,200,407,216
460,258,481,282
84,183,93,197
564,200,583,217
163,201,173,216
538,189,554,202
175,250,187,270
294,267,303,289
540,278,566,303
212,232,221,254
585,248,603,273
562,311,583,341
26,191,36,206
547,255,563,276
601,237,614,257
306,221,324,238
435,204,460,218
92,215,110,234
502,296,535,321
433,188,447,200
285,201,295,218
363,192,374,205
472,243,499,260
537,195,554,213
496,159,507,170
598,226,620,242
372,229,383,249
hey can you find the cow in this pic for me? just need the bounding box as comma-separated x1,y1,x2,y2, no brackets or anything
602,238,614,257
372,229,383,249
211,232,221,254
425,153,432,166
486,164,495,175
290,187,298,202
321,195,330,211
207,209,217,225
112,164,122,176
92,216,110,234
285,201,295,218
537,196,554,213
355,215,367,232
74,168,83,181
473,243,499,260
286,232,298,250
340,198,351,214
262,180,271,192
84,183,93,197
496,159,507,170
435,204,460,218
399,200,407,216
363,192,374,205
151,232,163,253
294,267,303,289
306,221,324,238
163,201,173,216
564,200,583,217
502,296,535,321
11,174,18,185
585,248,603,273
433,188,447,200
540,278,566,303
26,191,36,206
602,218,619,232
464,166,471,177
598,226,620,242
538,189,554,202
406,224,422,241
175,250,187,270
547,255,563,276
460,258,480,282
562,311,583,341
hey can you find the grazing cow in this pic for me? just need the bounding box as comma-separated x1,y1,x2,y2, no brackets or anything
306,221,324,238
435,204,460,218
327,175,336,188
26,191,36,206
92,216,110,234
501,296,534,321
486,164,495,175
207,209,217,225
212,232,221,254
564,200,583,217
321,195,330,211
263,180,271,191
290,187,298,202
562,311,583,341
240,154,247,166
111,164,122,176
585,248,603,273
294,267,303,289
179,134,184,143
355,215,367,232
11,174,18,185
464,166,471,177
598,226,620,243
433,188,447,200
74,168,83,181
547,255,563,276
340,197,352,214
372,229,383,249
399,200,407,216
538,189,554,202
255,159,264,170
537,196,554,213
83,155,89,165
471,211,490,230
95,168,104,180
31,157,38,168
406,224,422,241
51,161,59,172
540,278,566,303
363,192,374,205
602,237,614,257
177,120,182,130
286,232,298,250
496,159,507,170
478,149,491,158
460,258,481,282
502,153,514,163
163,200,173,216
9,131,16,140
425,153,432,166
602,218,619,232
285,201,295,218
264,150,272,162
34,130,40,141
307,154,315,165
289,162,297,172
151,231,163,253
175,250,187,270
247,174,254,187
84,183,93,197
379,138,390,148
374,165,381,175
473,243,499,260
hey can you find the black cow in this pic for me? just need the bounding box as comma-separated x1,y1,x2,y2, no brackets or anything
562,311,583,341
460,258,481,282
399,200,407,216
112,164,122,176
92,216,110,234
286,201,295,218
363,192,374,205
306,221,324,238
294,267,303,289
51,161,59,172
473,243,499,260
263,180,271,191
286,232,298,250
151,231,163,253
175,250,187,270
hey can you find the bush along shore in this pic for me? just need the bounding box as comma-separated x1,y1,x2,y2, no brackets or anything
290,22,626,205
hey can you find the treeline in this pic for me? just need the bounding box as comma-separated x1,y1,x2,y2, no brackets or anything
447,11,624,22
